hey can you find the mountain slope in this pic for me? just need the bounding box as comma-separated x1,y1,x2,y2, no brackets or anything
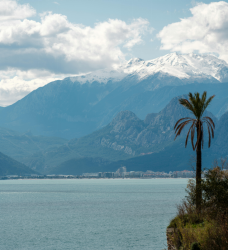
47,110,227,175
0,53,227,139
0,127,67,163
210,111,228,157
71,53,228,84
22,95,220,174
0,152,39,176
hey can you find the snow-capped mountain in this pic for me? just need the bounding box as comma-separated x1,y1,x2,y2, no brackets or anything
0,52,227,139
70,52,228,85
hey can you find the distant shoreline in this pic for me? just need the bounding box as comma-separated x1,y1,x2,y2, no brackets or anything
0,177,191,181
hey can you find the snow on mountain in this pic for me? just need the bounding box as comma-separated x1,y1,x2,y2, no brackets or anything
70,68,127,84
70,52,228,84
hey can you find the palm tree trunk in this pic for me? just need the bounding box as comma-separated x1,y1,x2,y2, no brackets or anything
196,124,202,213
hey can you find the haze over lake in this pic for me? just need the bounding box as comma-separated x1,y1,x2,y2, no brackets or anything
0,178,188,250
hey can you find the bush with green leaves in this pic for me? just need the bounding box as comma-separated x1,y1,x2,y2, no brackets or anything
168,160,228,250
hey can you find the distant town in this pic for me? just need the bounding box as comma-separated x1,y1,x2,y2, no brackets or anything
0,166,198,180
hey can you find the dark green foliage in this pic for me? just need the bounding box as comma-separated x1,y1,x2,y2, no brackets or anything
174,91,215,213
168,216,180,228
191,242,200,250
202,166,228,213
168,161,228,249
185,162,228,217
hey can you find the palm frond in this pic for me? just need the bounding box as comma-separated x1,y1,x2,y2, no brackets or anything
179,98,196,115
174,91,215,152
189,92,202,119
202,116,215,129
185,121,196,147
206,123,211,148
201,95,215,117
174,119,194,134
201,122,204,149
190,122,196,150
174,117,192,130
174,120,193,140
204,120,215,139
201,91,207,104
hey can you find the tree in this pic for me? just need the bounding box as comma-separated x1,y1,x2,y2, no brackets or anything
174,92,215,213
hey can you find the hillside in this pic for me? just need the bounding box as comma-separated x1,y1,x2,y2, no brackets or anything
21,95,225,174
47,110,227,175
0,53,227,139
210,111,228,156
0,127,68,163
0,152,39,176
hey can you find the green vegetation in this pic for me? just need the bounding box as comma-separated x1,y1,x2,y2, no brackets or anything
170,92,227,249
167,161,228,250
174,91,215,212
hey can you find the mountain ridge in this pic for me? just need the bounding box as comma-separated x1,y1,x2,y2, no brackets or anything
20,95,224,174
0,81,226,139
0,53,227,139
70,52,228,85
47,109,227,175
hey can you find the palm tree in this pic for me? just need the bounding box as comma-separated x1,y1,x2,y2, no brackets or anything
174,92,215,213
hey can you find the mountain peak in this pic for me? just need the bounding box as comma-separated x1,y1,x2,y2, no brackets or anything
109,111,142,133
111,111,140,124
127,58,145,65
69,52,227,85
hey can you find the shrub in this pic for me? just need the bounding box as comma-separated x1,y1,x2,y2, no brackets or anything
191,242,200,250
168,160,228,249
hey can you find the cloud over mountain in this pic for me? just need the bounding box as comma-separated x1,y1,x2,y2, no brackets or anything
0,0,227,107
0,0,151,106
157,1,228,62
0,0,150,73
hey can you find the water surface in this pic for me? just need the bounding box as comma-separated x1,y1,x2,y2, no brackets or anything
0,178,188,250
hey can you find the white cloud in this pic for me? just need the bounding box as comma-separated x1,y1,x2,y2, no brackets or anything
0,1,150,73
0,0,35,21
157,1,228,62
0,68,72,106
0,0,151,105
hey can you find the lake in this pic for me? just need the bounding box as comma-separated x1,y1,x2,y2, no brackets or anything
0,178,189,250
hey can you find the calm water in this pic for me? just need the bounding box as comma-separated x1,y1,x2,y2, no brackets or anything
0,178,189,250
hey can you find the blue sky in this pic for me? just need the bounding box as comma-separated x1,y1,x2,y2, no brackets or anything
18,0,227,60
0,0,227,106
